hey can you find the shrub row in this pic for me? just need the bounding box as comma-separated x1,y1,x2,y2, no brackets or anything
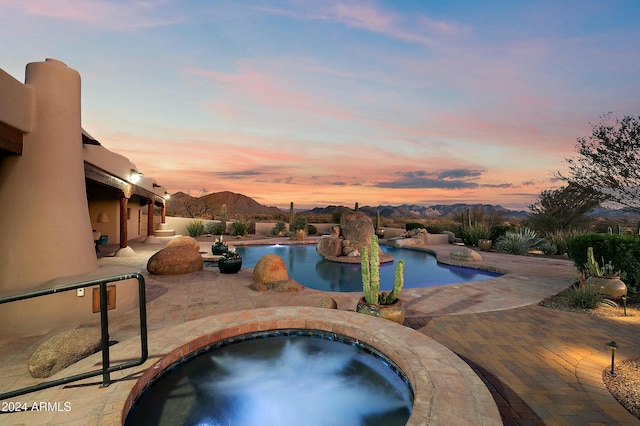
568,234,640,289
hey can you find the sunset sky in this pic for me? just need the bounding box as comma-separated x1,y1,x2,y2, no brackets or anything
2,1,640,210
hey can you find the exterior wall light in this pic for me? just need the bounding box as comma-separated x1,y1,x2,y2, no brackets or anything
164,192,171,200
130,169,143,183
97,212,109,223
606,340,618,376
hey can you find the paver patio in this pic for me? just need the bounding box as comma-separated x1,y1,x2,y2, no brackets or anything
1,236,638,425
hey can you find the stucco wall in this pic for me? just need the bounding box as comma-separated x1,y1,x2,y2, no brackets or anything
0,68,34,133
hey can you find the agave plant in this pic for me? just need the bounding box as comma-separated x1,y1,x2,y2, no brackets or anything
495,227,544,255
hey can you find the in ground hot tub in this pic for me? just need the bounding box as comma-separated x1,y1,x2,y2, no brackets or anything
121,308,501,426
125,330,413,425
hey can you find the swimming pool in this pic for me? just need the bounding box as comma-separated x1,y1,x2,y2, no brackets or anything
227,245,500,292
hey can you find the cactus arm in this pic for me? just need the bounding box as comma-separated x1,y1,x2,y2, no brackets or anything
361,245,374,304
370,235,380,303
387,259,405,303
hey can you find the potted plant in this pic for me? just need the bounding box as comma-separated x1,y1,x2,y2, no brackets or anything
584,246,627,298
217,247,242,274
211,235,228,255
356,235,406,324
478,239,492,251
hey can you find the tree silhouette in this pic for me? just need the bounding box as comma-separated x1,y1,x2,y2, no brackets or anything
559,114,640,213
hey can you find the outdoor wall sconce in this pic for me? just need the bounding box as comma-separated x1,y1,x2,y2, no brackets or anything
130,169,143,183
164,192,171,200
97,212,109,223
606,340,618,376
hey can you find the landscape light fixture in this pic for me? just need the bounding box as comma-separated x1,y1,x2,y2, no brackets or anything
622,295,627,316
606,340,618,376
130,169,143,183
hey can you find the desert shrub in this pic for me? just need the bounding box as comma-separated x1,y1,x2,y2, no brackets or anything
291,216,308,233
204,221,219,235
489,225,512,241
495,227,543,255
544,229,583,256
271,221,286,235
307,224,317,235
460,223,491,246
568,234,640,289
566,283,603,309
207,222,225,235
537,239,558,255
230,220,248,236
405,222,426,232
186,220,204,237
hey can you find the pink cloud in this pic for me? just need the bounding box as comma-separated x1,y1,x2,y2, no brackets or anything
6,0,182,30
258,1,471,47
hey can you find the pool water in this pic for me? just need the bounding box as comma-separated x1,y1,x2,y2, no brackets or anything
228,245,500,292
125,332,413,426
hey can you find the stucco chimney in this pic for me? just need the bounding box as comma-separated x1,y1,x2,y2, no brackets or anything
0,59,98,292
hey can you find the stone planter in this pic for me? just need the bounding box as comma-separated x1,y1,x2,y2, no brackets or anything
356,297,405,324
218,258,242,274
478,239,492,251
211,244,228,255
586,275,627,298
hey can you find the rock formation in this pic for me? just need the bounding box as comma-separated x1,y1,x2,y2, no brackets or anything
251,254,304,292
147,237,204,275
28,328,102,378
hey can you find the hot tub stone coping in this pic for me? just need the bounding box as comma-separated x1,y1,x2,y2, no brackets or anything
2,307,501,426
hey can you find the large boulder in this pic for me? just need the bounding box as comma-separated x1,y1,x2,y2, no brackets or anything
340,212,374,252
316,236,342,258
251,254,303,292
147,246,204,275
448,247,483,262
253,254,289,284
390,228,429,248
167,235,201,252
28,328,102,378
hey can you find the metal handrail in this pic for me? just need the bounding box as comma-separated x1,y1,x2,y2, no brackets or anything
0,271,148,400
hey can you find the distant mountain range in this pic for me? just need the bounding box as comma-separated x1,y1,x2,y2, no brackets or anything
167,191,638,223
167,191,283,217
306,203,528,220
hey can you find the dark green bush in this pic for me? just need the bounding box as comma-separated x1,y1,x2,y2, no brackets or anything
489,225,512,241
568,234,640,289
271,221,286,235
307,224,317,235
186,220,204,237
405,222,426,231
230,220,248,236
291,216,308,232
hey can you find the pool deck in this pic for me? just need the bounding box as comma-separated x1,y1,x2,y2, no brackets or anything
1,235,639,425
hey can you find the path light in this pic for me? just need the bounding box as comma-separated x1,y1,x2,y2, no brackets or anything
622,295,627,316
606,341,618,376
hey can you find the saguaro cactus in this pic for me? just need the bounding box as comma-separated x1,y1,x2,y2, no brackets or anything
289,202,295,228
220,204,227,234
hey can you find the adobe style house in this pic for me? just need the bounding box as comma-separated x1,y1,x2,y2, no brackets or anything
0,58,168,332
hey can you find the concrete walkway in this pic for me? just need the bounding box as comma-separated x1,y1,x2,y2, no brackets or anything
1,236,638,425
